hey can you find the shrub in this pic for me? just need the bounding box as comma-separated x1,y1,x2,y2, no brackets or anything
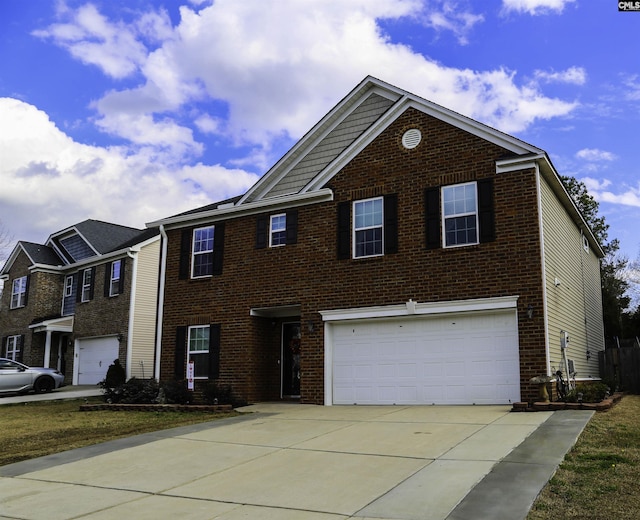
99,377,159,404
565,382,610,403
159,380,192,405
202,382,235,406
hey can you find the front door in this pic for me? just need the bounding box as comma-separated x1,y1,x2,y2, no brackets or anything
282,322,301,397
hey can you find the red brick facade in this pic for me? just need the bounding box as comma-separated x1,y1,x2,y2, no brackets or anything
160,108,548,404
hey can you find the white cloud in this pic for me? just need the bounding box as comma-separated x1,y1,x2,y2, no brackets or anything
576,148,617,162
534,67,587,85
32,0,582,162
502,0,576,15
32,3,148,79
582,177,640,208
0,98,258,242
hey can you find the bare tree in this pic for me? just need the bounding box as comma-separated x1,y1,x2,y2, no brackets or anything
0,220,13,264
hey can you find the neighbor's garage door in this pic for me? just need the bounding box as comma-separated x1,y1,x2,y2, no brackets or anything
331,310,520,405
77,337,119,385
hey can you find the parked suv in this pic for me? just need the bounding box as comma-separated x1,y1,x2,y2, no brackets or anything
0,358,65,394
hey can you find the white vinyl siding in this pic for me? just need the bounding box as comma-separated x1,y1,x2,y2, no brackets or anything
128,239,160,380
540,174,604,379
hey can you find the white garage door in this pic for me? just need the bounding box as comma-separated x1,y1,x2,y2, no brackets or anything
77,337,119,385
331,310,520,405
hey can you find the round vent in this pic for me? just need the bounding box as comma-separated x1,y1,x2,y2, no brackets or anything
402,129,422,149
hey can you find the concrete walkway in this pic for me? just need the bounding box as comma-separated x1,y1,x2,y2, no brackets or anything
0,402,593,520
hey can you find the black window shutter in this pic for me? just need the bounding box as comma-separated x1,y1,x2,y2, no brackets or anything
76,272,83,303
179,229,192,279
175,326,187,380
208,324,221,380
1,336,5,357
384,194,398,254
23,275,30,306
104,262,112,297
88,267,96,300
425,187,441,250
337,202,351,260
17,335,24,363
286,210,298,245
256,215,268,249
212,222,225,276
478,178,495,243
118,258,126,294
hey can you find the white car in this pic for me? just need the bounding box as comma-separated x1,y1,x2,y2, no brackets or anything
0,358,65,394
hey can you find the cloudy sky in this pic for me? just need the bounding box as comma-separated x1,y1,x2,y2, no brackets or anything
1,0,639,264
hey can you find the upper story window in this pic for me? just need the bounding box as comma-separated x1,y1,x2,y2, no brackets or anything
10,276,28,309
256,211,298,249
192,226,215,278
109,260,122,296
64,275,73,298
353,197,384,258
270,214,287,247
442,182,478,247
81,268,93,302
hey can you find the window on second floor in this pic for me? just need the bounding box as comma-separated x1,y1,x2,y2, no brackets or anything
64,275,73,298
192,226,215,278
81,268,94,302
354,197,384,258
270,214,287,247
109,260,122,296
442,182,478,247
10,276,28,309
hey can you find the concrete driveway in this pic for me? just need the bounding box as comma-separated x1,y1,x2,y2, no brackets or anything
0,402,592,520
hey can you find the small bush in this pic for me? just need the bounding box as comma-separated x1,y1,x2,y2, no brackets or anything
160,380,192,405
565,382,610,403
202,382,233,405
99,377,159,404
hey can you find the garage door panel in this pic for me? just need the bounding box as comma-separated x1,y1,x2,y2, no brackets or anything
77,337,119,385
332,310,520,405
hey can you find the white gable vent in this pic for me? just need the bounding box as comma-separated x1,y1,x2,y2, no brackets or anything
402,129,422,149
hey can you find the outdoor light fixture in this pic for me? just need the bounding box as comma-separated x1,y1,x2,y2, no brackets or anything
527,304,534,319
307,320,314,333
586,350,591,361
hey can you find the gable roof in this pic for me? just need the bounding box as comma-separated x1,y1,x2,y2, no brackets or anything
148,76,602,256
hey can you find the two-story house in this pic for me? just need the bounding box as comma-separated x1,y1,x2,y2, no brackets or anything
151,76,605,406
0,220,160,386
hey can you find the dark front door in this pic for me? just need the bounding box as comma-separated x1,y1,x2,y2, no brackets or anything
282,322,301,397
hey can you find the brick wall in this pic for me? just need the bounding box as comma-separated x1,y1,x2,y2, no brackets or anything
161,108,548,404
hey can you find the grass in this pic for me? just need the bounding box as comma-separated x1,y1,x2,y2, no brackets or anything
527,394,640,520
0,397,238,467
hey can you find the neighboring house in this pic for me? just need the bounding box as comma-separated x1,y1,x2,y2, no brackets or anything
0,220,160,386
150,76,605,406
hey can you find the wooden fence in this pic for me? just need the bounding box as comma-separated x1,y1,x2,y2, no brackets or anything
599,348,640,393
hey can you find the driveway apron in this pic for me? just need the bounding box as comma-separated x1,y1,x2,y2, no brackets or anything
0,403,592,520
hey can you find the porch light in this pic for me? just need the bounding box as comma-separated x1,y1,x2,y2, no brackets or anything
307,320,314,333
527,304,534,319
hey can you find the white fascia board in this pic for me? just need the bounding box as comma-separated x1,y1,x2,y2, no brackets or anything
149,189,334,229
320,295,519,322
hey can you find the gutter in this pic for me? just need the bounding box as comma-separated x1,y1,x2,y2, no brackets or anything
154,224,168,381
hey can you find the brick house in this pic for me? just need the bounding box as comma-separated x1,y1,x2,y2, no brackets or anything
151,77,605,405
0,220,160,386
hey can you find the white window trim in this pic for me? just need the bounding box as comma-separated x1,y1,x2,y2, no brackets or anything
64,275,73,298
81,268,92,302
5,335,20,360
353,196,384,259
109,260,121,297
441,182,479,248
191,226,215,279
10,276,27,309
188,325,210,379
269,213,287,247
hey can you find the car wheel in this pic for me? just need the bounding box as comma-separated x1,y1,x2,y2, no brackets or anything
34,376,55,393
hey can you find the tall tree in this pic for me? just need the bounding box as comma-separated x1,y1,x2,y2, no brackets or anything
561,176,630,342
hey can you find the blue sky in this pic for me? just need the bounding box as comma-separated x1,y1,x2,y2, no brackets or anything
1,0,639,270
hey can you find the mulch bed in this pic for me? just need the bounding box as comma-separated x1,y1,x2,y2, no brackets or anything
511,392,625,412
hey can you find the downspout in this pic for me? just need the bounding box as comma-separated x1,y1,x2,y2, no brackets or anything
125,249,137,380
154,225,168,381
